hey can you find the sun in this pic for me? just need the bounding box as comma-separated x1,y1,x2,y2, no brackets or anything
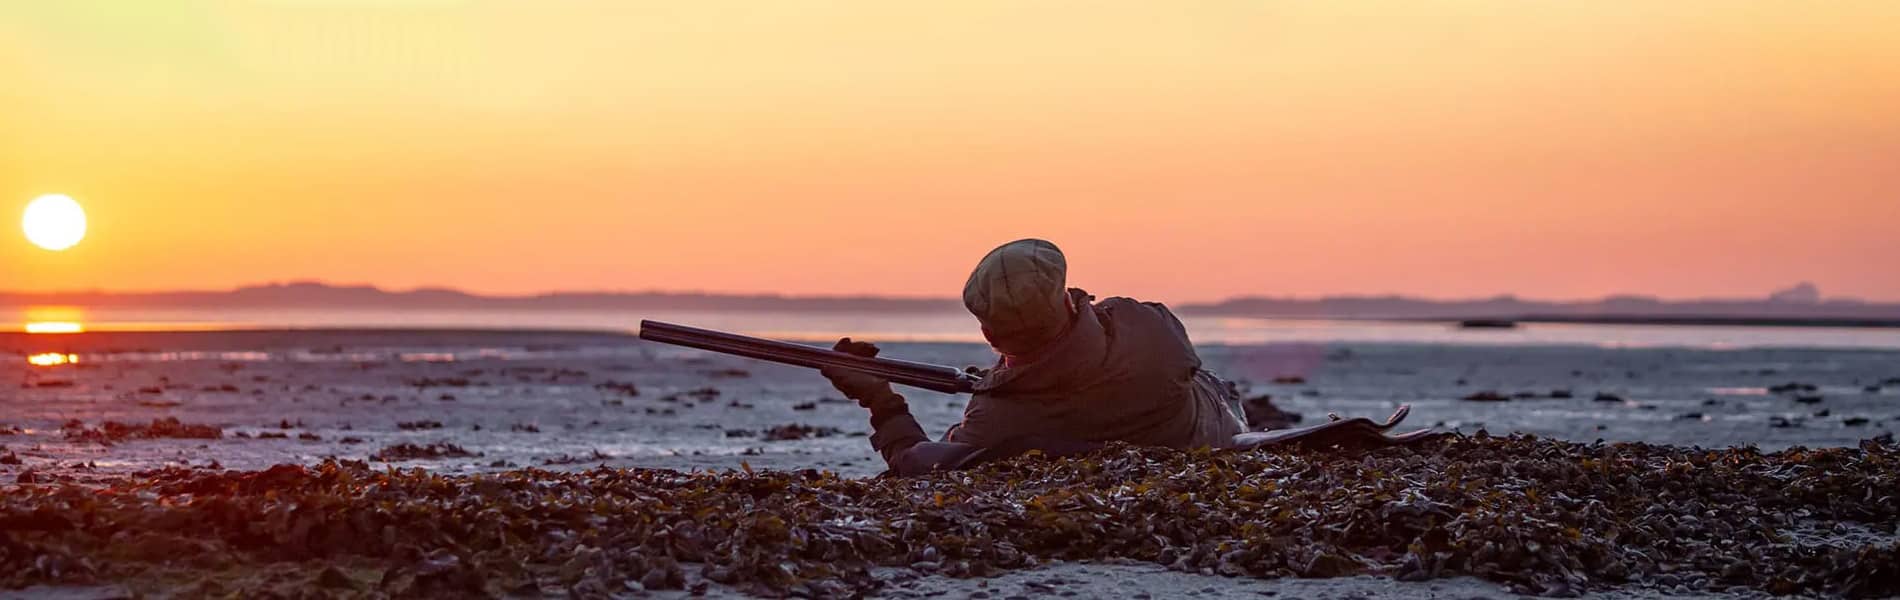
23,194,87,251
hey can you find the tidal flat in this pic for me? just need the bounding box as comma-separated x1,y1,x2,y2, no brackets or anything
3,329,1897,597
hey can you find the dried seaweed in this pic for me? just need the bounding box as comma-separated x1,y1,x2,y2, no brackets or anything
1770,382,1820,394
594,381,640,397
60,418,222,444
1241,395,1302,430
2,435,1897,598
762,424,843,441
369,443,477,462
407,377,475,389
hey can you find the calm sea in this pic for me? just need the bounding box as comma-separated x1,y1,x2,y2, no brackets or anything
14,307,1900,350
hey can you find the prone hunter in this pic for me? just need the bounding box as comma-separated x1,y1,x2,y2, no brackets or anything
821,239,1250,475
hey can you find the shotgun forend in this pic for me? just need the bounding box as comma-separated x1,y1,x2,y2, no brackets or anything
637,320,980,394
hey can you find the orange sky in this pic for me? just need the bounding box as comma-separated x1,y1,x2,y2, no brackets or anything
3,1,1897,303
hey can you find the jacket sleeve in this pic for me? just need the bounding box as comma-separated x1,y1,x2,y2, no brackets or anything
867,409,989,476
867,393,1012,476
866,399,930,467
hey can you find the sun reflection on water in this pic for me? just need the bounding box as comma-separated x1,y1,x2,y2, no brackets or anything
25,321,85,334
27,353,80,367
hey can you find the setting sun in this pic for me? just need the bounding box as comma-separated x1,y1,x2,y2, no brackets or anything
22,194,86,251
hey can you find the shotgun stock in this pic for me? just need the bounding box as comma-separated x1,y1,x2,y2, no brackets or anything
637,320,980,394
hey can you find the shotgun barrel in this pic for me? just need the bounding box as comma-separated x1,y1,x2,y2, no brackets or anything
637,320,979,394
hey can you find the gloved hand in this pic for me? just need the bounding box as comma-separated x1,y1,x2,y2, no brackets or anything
820,338,907,423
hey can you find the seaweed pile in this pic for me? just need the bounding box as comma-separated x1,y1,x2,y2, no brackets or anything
3,434,1897,598
1240,394,1302,430
59,418,222,444
761,424,846,441
370,443,478,462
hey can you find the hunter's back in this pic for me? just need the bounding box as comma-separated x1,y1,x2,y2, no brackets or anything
948,291,1235,449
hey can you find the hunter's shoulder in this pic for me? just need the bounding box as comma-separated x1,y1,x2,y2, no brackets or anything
1092,294,1175,316
1089,294,1192,344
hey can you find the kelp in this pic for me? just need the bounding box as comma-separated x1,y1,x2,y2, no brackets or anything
2,434,1896,598
60,418,222,444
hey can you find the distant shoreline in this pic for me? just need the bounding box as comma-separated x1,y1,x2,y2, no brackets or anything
1488,315,1900,329
7,314,1900,342
8,282,1899,323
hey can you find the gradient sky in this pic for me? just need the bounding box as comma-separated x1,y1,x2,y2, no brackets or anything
3,1,1897,303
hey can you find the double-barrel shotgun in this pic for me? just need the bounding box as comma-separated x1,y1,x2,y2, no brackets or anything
637,320,980,394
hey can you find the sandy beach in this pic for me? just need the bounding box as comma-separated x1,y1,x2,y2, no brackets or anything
3,329,1898,597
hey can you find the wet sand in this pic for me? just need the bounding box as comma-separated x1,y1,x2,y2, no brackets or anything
4,329,1898,597
4,330,1895,480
